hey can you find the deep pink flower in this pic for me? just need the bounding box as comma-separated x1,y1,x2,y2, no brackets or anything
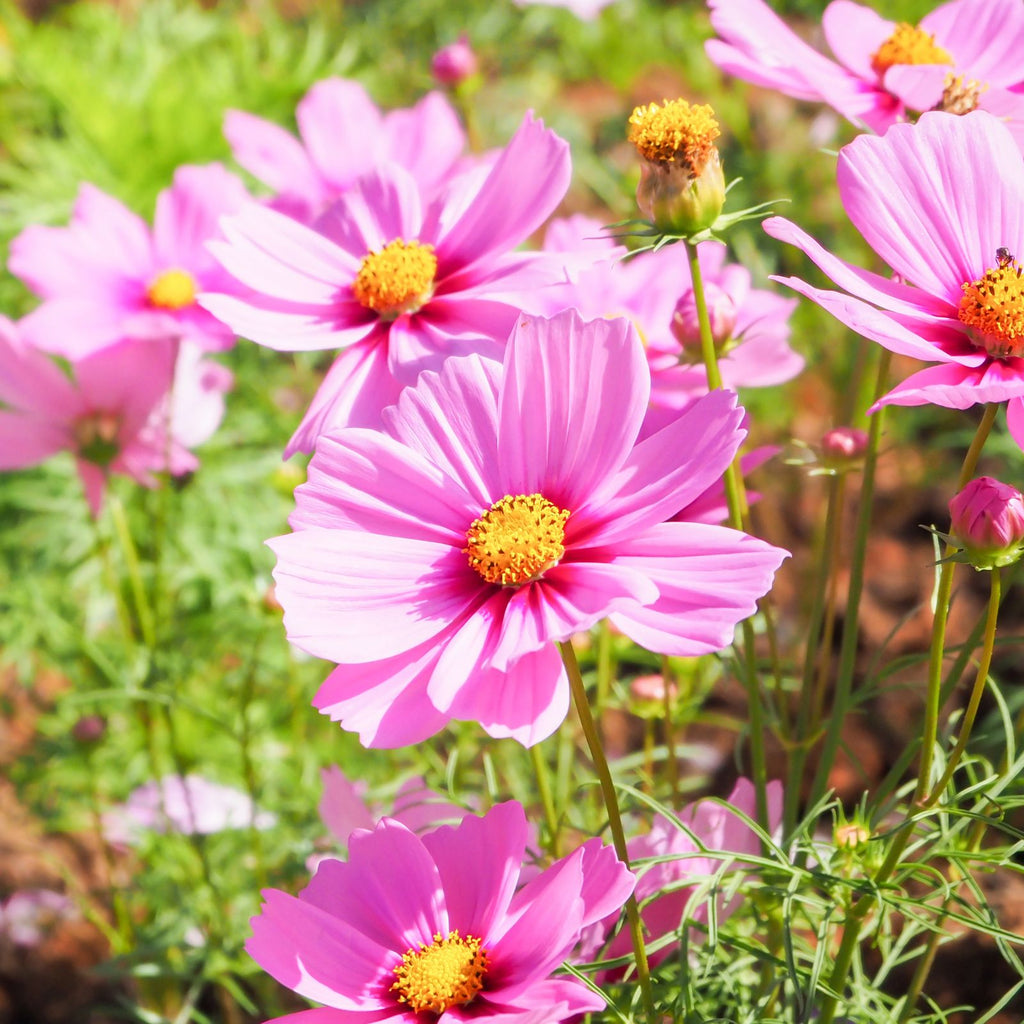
224,79,467,224
248,802,634,1024
205,113,582,455
949,475,1024,568
432,35,479,88
537,216,802,418
763,111,1024,445
268,309,786,748
10,165,252,360
706,0,1024,136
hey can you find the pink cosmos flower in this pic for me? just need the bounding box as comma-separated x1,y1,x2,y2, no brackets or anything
268,309,787,748
9,164,252,359
706,0,1024,136
248,801,634,1024
0,890,77,948
537,216,802,419
762,111,1024,445
103,774,277,845
205,112,582,456
584,778,782,972
224,79,467,224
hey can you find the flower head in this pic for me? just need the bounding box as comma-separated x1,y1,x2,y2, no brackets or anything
247,802,634,1024
764,111,1024,446
706,0,1024,137
205,113,588,455
268,309,786,748
949,475,1024,569
9,165,251,360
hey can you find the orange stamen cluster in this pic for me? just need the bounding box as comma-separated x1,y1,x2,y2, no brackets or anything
627,99,720,174
391,931,489,1015
352,239,437,319
870,23,953,77
958,254,1024,358
464,494,571,586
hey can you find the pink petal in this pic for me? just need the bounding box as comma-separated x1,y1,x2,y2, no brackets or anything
223,109,322,203
923,0,1024,84
821,0,892,80
75,460,108,518
18,297,138,360
872,359,1024,410
319,767,375,845
0,411,68,469
0,317,80,415
382,92,466,194
575,839,636,928
1007,396,1024,451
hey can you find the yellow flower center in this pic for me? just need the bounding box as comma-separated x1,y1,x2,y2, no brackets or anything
936,72,986,115
352,239,438,319
464,493,571,586
958,253,1024,358
147,268,197,310
391,931,489,1015
627,99,720,174
870,23,953,77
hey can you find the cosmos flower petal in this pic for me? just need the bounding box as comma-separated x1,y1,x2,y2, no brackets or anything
873,360,1024,410
921,0,1024,83
383,92,467,194
575,839,638,929
223,109,322,199
420,801,527,939
0,412,68,470
837,111,1024,299
247,889,395,1010
821,0,892,80
0,318,80,414
1007,397,1024,451
18,298,138,360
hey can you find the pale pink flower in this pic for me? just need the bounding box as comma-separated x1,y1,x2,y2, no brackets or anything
224,79,467,224
763,111,1024,445
706,0,1024,136
9,164,252,360
103,774,276,845
248,802,634,1024
537,216,802,417
0,890,76,947
268,309,787,748
205,113,582,455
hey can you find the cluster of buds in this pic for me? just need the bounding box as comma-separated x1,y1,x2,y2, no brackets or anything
949,476,1024,570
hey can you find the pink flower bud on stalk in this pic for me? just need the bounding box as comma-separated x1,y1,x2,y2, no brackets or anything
671,281,737,350
72,715,106,744
820,426,869,470
628,99,726,235
431,34,479,87
949,476,1024,570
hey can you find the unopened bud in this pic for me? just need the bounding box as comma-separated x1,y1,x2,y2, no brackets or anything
950,476,1024,570
671,282,736,349
431,34,478,87
72,715,106,744
821,427,869,465
834,822,870,849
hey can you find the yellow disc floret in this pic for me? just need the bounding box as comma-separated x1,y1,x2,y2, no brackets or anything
464,494,571,586
870,23,953,77
391,931,489,1015
936,72,986,115
352,239,438,319
147,268,197,310
958,254,1024,358
627,99,720,174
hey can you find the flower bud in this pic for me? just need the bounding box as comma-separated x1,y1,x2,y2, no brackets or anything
821,426,869,468
834,822,870,850
949,476,1024,570
72,714,106,744
431,34,478,87
628,99,726,235
671,282,736,350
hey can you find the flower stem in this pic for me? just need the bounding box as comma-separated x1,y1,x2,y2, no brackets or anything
559,640,656,1024
530,742,562,858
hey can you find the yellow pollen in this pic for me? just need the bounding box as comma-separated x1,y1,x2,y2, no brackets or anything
147,268,197,310
958,256,1024,358
627,99,720,173
391,931,489,1015
464,493,571,586
870,23,953,77
936,72,987,115
352,239,437,319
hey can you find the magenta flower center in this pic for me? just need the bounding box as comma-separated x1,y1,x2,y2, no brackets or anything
958,253,1024,358
147,268,197,310
391,930,489,1015
352,239,438,320
73,411,120,467
869,23,953,77
464,493,571,586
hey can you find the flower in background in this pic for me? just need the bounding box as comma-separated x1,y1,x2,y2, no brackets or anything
268,309,786,748
432,35,479,88
537,215,802,417
9,164,252,360
583,778,782,971
103,774,277,845
763,111,1024,446
205,113,584,455
706,0,1024,136
0,890,77,947
224,78,467,224
248,802,634,1024
950,476,1024,569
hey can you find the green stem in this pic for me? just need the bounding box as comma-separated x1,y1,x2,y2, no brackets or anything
109,495,156,649
595,620,615,746
559,641,656,1024
661,655,679,801
530,743,561,858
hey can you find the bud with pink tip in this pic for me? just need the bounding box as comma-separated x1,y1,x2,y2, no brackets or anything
72,714,106,744
821,426,868,466
949,476,1024,570
671,282,736,350
431,34,479,87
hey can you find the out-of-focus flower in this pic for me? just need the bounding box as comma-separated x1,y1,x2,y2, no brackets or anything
224,79,466,224
71,715,106,744
628,99,726,235
706,0,1024,138
248,802,634,1024
204,113,587,455
820,426,869,463
764,112,1024,446
0,890,76,947
103,774,277,845
432,35,479,87
268,309,786,748
10,165,251,359
950,475,1024,569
